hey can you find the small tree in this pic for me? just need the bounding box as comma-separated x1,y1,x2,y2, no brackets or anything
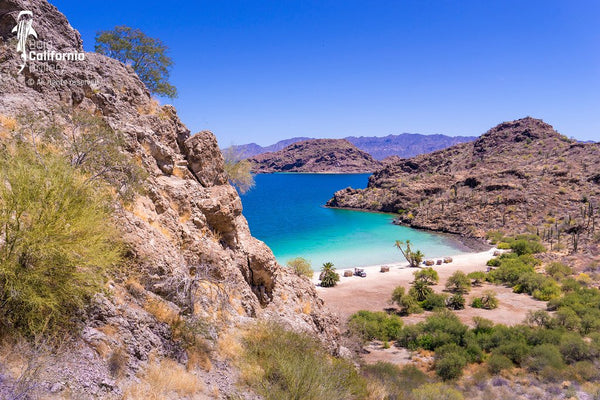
413,267,439,285
221,146,255,194
395,240,424,267
445,271,471,294
95,26,177,98
319,262,340,288
467,271,486,286
286,257,313,279
391,286,422,315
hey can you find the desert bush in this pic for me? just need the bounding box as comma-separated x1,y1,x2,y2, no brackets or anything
412,383,464,400
559,332,590,364
494,341,530,365
241,322,367,400
347,310,403,342
471,290,498,310
222,146,255,194
510,238,545,256
526,310,553,328
422,292,448,311
446,294,466,310
286,257,313,279
391,286,423,315
0,146,121,336
446,271,471,294
546,262,572,279
435,346,467,381
487,353,513,374
467,271,486,286
525,343,565,373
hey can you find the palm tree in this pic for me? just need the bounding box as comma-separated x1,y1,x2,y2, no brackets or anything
320,262,339,288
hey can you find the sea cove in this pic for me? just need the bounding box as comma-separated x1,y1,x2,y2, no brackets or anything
240,173,469,269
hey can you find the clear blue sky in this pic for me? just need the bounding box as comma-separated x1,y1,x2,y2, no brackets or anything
51,0,599,145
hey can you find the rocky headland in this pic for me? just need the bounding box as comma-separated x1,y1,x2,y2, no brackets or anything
328,117,600,255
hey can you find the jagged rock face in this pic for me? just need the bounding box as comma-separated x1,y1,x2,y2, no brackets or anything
0,0,339,397
249,138,382,173
328,117,600,251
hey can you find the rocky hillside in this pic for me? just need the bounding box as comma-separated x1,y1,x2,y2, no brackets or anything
232,133,475,160
249,138,382,173
0,1,339,398
328,117,600,253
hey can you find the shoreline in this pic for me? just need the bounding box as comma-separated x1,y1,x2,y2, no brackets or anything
311,248,497,285
310,247,550,328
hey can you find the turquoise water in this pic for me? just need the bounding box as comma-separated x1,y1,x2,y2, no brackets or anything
240,173,467,269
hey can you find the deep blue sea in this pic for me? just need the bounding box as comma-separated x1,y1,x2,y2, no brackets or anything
240,173,466,270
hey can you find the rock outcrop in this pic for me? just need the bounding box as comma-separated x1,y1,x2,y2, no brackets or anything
0,0,339,398
328,117,600,253
249,138,382,173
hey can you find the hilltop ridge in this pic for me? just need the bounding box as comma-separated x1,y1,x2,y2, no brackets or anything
328,117,600,254
249,138,382,173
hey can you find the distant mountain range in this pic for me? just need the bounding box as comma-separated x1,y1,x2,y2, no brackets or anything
231,133,477,160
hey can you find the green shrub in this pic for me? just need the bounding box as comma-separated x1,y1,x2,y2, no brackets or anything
497,242,511,250
422,292,448,311
391,286,423,315
467,271,486,286
348,310,403,341
446,294,465,310
554,307,582,331
494,341,530,365
445,271,471,294
412,383,464,400
525,343,565,373
0,146,121,336
487,353,513,374
320,262,340,287
471,290,498,310
241,323,367,400
510,238,545,256
471,298,484,308
286,257,313,279
435,348,467,381
486,258,501,267
546,262,572,279
486,230,505,245
559,332,589,364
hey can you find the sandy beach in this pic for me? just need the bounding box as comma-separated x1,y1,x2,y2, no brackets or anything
314,248,547,327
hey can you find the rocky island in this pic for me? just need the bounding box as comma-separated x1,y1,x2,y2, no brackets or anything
249,138,382,173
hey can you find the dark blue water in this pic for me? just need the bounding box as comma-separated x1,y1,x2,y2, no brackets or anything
240,173,465,269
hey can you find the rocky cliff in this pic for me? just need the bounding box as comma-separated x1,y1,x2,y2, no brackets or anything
0,1,339,398
249,138,382,173
328,117,600,253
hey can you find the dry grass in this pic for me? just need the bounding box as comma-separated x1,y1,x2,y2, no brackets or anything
125,277,146,299
302,301,312,315
124,357,205,399
136,98,161,116
144,298,179,325
0,114,17,132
